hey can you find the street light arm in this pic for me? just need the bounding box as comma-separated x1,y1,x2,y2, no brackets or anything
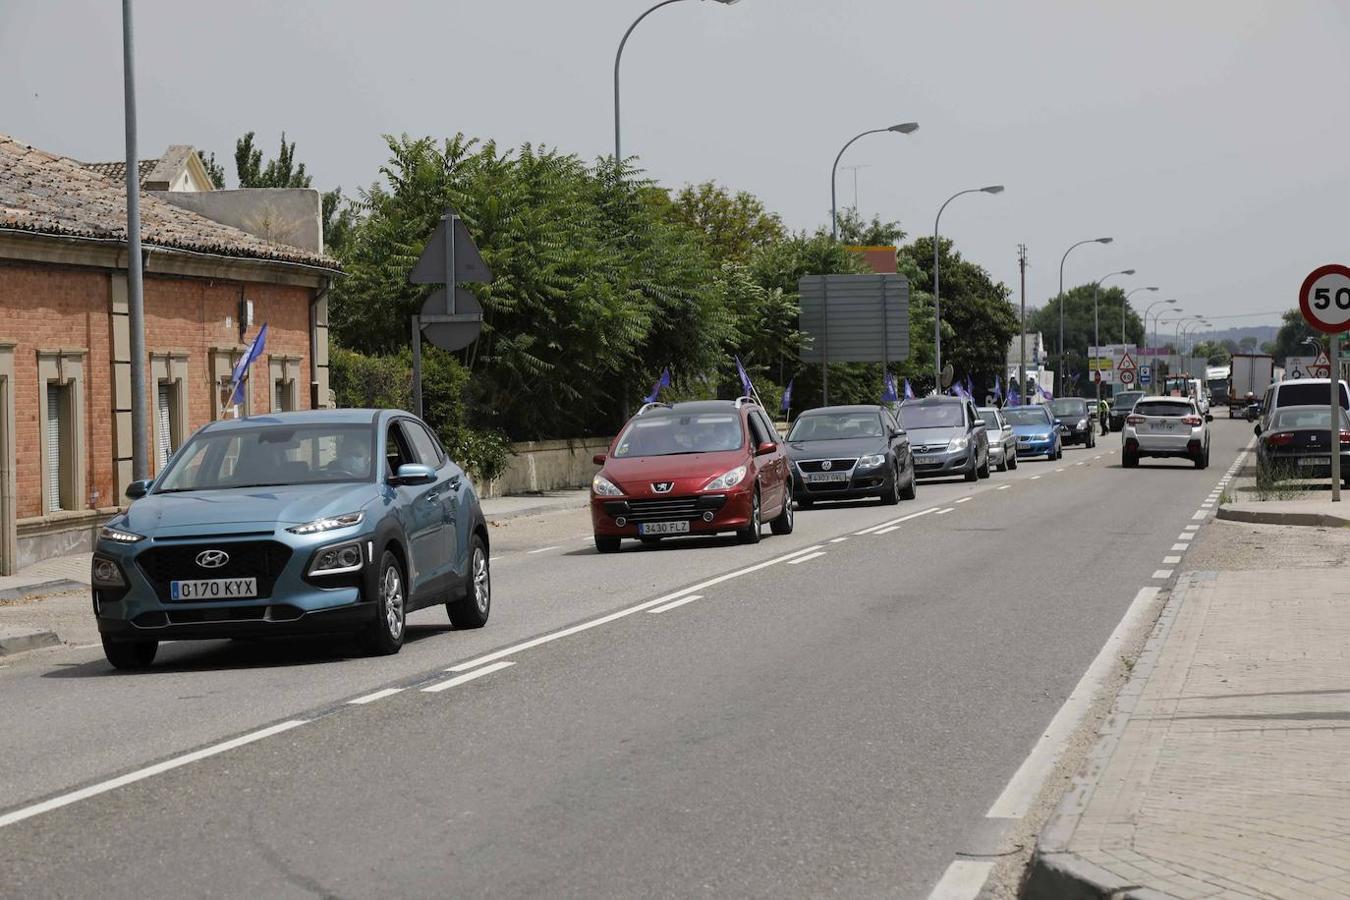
614,0,690,163
831,128,890,241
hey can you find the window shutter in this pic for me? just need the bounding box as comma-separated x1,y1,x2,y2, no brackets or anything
46,383,61,512
156,383,173,469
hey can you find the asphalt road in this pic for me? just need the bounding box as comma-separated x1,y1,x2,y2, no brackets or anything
0,421,1251,898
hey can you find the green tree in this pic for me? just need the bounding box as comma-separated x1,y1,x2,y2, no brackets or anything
199,150,227,189
1028,284,1146,395
1268,309,1314,365
1238,335,1259,351
231,131,350,254
665,181,784,263
1192,341,1231,366
834,208,905,247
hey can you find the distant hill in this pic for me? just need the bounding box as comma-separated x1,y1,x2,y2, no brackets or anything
1188,325,1278,346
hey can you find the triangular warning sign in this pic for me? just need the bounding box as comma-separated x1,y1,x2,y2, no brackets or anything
1118,351,1137,370
1313,349,1331,369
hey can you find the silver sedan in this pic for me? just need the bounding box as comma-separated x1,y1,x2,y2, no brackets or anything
977,407,1019,472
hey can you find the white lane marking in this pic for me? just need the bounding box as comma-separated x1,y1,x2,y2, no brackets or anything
1163,555,1181,564
348,688,404,705
787,551,827,566
1030,475,1042,480
935,508,954,516
0,719,307,831
527,546,560,554
1177,533,1194,541
955,497,972,504
1152,569,1174,579
996,484,1010,491
985,587,1160,820
647,594,703,615
1171,544,1189,552
829,537,848,544
1075,461,1085,467
927,859,995,900
423,660,516,693
1093,455,1103,460
448,544,826,672
1191,510,1208,520
855,507,937,536
1055,468,1065,473
1108,450,1117,454
489,556,501,562
1185,524,1200,531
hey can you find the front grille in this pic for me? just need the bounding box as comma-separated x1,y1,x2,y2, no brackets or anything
796,458,857,473
913,444,947,454
135,540,293,602
623,497,702,522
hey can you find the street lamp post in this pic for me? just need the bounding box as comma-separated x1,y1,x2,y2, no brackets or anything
614,0,741,164
1122,286,1158,344
933,185,1004,389
1057,237,1114,389
1092,269,1135,408
1143,298,1178,350
830,123,919,241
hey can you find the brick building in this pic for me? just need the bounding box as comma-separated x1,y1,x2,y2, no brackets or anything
0,134,340,573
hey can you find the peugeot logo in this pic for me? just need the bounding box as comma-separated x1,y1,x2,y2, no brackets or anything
195,550,230,569
821,460,833,471
651,481,674,494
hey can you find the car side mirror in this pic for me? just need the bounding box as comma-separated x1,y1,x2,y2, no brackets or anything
754,441,777,457
1253,424,1262,436
390,463,436,486
592,453,607,466
125,479,152,500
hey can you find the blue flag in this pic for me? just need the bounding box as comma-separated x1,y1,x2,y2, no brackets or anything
1039,383,1054,402
881,372,899,403
903,378,915,400
229,323,268,408
735,356,753,397
781,377,794,412
643,367,671,404
965,374,975,398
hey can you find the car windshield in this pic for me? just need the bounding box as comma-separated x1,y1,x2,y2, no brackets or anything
613,413,744,458
156,423,377,492
897,404,964,429
1051,399,1086,417
1112,392,1144,409
1003,407,1051,426
1135,401,1193,417
978,409,1001,429
1271,407,1350,430
1278,383,1350,409
787,412,884,441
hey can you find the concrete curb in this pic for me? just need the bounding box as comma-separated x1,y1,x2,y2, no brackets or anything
0,579,86,603
1023,574,1207,900
482,496,588,523
0,626,62,656
1216,504,1350,528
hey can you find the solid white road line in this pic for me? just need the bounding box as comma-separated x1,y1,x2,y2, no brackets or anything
1163,556,1181,564
787,551,827,566
647,594,703,615
348,688,404,705
927,860,995,900
855,507,937,536
997,484,1010,491
1152,569,1174,579
985,586,1161,820
935,508,954,516
423,660,516,693
0,720,308,831
447,544,826,672
955,497,972,504
527,546,560,554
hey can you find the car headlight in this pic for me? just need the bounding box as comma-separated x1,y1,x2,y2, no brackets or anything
856,454,886,469
703,465,747,491
947,437,969,452
308,541,366,576
99,525,144,544
286,512,365,535
91,554,126,588
1076,418,1087,430
1035,433,1049,441
592,474,624,497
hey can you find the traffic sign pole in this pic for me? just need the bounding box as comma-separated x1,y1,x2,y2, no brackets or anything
1333,332,1341,502
1298,264,1350,501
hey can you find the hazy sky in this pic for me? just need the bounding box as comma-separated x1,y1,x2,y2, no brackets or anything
4,0,1348,339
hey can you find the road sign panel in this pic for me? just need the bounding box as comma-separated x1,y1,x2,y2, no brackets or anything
410,213,492,285
420,290,483,352
798,274,910,364
1119,369,1136,386
1140,366,1151,386
1299,264,1350,334
1118,351,1137,371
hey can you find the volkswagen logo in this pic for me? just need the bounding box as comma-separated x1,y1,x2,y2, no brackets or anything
651,481,674,494
821,460,833,471
195,550,230,569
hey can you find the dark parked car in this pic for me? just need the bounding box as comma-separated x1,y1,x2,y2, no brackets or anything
1051,397,1096,448
786,405,916,506
1108,391,1145,432
1255,405,1350,486
896,396,990,482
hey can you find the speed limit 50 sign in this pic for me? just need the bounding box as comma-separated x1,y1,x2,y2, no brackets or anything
1300,264,1350,333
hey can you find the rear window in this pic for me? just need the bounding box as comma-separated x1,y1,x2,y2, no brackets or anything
1112,392,1144,409
1135,401,1194,418
1271,407,1350,430
1276,383,1350,410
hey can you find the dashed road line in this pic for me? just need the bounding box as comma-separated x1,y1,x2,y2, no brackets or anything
1185,524,1200,531
1152,569,1174,579
423,660,516,693
1031,475,1042,480
996,484,1010,491
829,536,848,543
787,551,827,566
927,860,996,900
856,507,937,536
1163,555,1181,564
1191,510,1208,520
348,688,404,705
527,546,560,554
935,508,954,516
1171,544,1189,551
647,594,703,615
955,497,972,504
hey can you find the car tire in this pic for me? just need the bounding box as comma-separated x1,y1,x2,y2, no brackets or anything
899,466,917,500
996,455,1008,472
738,489,763,544
964,458,979,482
880,466,901,505
1196,447,1210,470
978,453,991,479
361,550,406,656
102,636,157,671
1008,452,1018,471
1123,451,1139,468
595,535,621,554
770,487,795,534
446,534,490,629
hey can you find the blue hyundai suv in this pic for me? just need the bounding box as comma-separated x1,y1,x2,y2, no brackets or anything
92,410,491,670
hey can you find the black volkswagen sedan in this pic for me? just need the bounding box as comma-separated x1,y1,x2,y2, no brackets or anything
786,405,916,506
1255,404,1350,486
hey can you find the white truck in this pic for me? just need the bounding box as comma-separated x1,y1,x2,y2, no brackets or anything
1229,353,1275,417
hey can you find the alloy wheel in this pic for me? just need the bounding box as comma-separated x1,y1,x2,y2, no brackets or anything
382,564,405,640
472,547,490,614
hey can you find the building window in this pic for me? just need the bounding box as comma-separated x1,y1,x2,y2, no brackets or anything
155,381,182,470
274,377,295,412
45,381,74,512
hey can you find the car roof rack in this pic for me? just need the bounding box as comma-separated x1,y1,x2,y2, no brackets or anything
636,401,673,416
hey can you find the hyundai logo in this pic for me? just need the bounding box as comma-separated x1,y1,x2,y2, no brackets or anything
651,481,674,494
195,550,230,569
821,460,833,471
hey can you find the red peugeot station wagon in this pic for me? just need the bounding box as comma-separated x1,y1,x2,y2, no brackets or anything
590,399,794,553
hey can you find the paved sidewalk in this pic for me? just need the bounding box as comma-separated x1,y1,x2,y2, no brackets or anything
1028,565,1350,898
1219,497,1350,528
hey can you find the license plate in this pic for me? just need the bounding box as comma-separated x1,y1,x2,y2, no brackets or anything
1016,440,1031,448
1298,457,1331,467
638,521,690,536
1148,420,1178,432
805,472,849,483
170,578,258,600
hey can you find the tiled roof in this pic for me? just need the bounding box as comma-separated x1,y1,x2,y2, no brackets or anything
82,158,158,184
0,134,335,269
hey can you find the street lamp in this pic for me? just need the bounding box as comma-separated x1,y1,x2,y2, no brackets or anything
1092,269,1134,407
614,0,741,164
830,122,919,241
1143,297,1178,350
1183,319,1210,356
932,184,1004,388
1057,237,1113,386
1122,286,1158,344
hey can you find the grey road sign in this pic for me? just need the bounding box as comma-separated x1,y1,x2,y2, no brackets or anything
420,290,483,352
410,213,492,285
798,274,910,365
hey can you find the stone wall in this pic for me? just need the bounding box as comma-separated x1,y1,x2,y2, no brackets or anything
477,437,612,499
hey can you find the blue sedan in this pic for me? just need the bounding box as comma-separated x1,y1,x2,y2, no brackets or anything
1003,406,1064,460
91,409,491,670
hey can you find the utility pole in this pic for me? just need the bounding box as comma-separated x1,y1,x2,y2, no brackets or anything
1018,244,1028,405
122,0,148,482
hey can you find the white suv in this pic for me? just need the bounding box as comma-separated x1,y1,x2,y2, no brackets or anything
1122,396,1211,469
